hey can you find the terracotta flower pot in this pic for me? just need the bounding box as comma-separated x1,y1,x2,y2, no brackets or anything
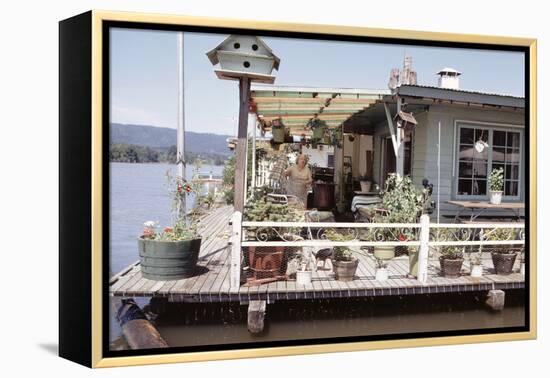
332,258,359,281
439,257,464,278
491,252,517,275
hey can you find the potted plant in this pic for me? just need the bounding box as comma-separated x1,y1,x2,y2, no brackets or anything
469,250,484,277
308,118,328,141
485,228,518,275
271,118,286,144
324,229,358,281
489,167,504,204
375,259,389,281
244,199,305,279
437,229,464,278
138,173,202,281
357,173,372,193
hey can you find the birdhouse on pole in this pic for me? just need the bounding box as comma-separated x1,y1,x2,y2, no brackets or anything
206,35,280,84
394,111,418,131
207,35,279,215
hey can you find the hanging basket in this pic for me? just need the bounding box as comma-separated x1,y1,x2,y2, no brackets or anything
312,125,327,140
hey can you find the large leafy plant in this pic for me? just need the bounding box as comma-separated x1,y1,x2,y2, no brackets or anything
489,167,504,192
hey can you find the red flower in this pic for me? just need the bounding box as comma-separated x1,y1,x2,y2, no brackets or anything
164,227,173,233
398,234,407,241
185,184,192,193
177,184,183,193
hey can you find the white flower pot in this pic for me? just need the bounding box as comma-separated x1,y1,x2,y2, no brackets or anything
375,268,389,281
470,264,483,277
360,181,372,193
296,270,312,285
490,191,503,205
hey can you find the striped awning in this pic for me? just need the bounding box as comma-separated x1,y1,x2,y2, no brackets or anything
251,84,389,136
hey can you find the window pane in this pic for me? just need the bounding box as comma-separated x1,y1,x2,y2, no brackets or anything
473,179,487,195
460,128,474,144
493,147,505,162
508,164,519,180
458,179,472,195
473,147,488,161
475,128,489,143
493,130,506,146
505,181,518,196
507,132,520,148
459,145,473,160
507,148,520,163
459,162,473,177
472,162,487,178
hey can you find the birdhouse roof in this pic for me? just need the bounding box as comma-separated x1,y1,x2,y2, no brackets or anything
206,35,280,70
394,110,418,125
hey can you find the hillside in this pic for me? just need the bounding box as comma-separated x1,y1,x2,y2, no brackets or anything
110,123,232,157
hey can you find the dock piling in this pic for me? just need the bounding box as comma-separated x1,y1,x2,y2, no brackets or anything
486,290,505,311
247,300,267,333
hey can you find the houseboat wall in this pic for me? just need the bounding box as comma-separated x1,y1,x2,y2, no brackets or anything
371,105,525,219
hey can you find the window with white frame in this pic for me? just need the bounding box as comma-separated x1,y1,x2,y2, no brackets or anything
456,125,521,198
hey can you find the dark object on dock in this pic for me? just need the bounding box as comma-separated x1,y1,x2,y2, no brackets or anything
138,238,202,280
314,248,333,269
247,300,267,333
439,257,464,278
113,297,168,349
491,252,518,275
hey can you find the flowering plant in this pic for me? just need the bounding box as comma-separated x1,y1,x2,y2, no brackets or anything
489,167,504,192
139,170,201,241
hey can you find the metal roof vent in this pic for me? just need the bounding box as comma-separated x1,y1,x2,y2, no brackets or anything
436,67,461,89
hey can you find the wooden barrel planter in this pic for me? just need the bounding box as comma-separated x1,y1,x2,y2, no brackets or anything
491,252,517,275
138,238,202,280
246,247,286,279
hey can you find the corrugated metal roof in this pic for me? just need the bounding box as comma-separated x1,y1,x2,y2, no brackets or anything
396,85,525,108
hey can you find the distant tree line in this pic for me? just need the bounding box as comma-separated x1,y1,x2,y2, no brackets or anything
110,144,227,166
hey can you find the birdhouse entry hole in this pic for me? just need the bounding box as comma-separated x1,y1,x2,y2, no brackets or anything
233,42,240,49
243,61,251,68
252,44,259,51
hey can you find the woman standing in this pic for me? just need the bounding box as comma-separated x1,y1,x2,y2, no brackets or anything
284,154,313,206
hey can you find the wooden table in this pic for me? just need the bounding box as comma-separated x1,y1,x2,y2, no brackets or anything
446,200,524,222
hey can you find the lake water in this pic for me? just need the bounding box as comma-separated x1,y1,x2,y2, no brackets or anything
109,162,525,347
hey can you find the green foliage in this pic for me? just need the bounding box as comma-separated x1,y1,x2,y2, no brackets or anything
381,173,425,223
324,229,355,261
489,167,504,191
109,143,227,166
222,155,236,204
484,228,518,254
244,199,305,241
436,228,464,260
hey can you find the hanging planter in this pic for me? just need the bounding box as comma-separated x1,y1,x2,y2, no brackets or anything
309,118,328,140
271,118,286,143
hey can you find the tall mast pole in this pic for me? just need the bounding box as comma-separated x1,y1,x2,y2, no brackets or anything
176,32,186,218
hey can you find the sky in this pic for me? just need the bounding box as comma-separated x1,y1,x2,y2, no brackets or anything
110,28,525,136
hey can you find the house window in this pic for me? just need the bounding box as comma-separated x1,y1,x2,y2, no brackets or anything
491,130,520,196
456,125,521,198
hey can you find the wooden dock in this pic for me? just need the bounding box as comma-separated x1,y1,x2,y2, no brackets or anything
109,205,524,303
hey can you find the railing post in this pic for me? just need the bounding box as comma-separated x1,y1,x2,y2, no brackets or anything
417,214,430,283
230,211,242,290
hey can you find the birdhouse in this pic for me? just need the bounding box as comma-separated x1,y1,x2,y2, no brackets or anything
394,111,418,131
206,35,280,83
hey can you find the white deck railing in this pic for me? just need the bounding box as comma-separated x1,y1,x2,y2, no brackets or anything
229,213,525,288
